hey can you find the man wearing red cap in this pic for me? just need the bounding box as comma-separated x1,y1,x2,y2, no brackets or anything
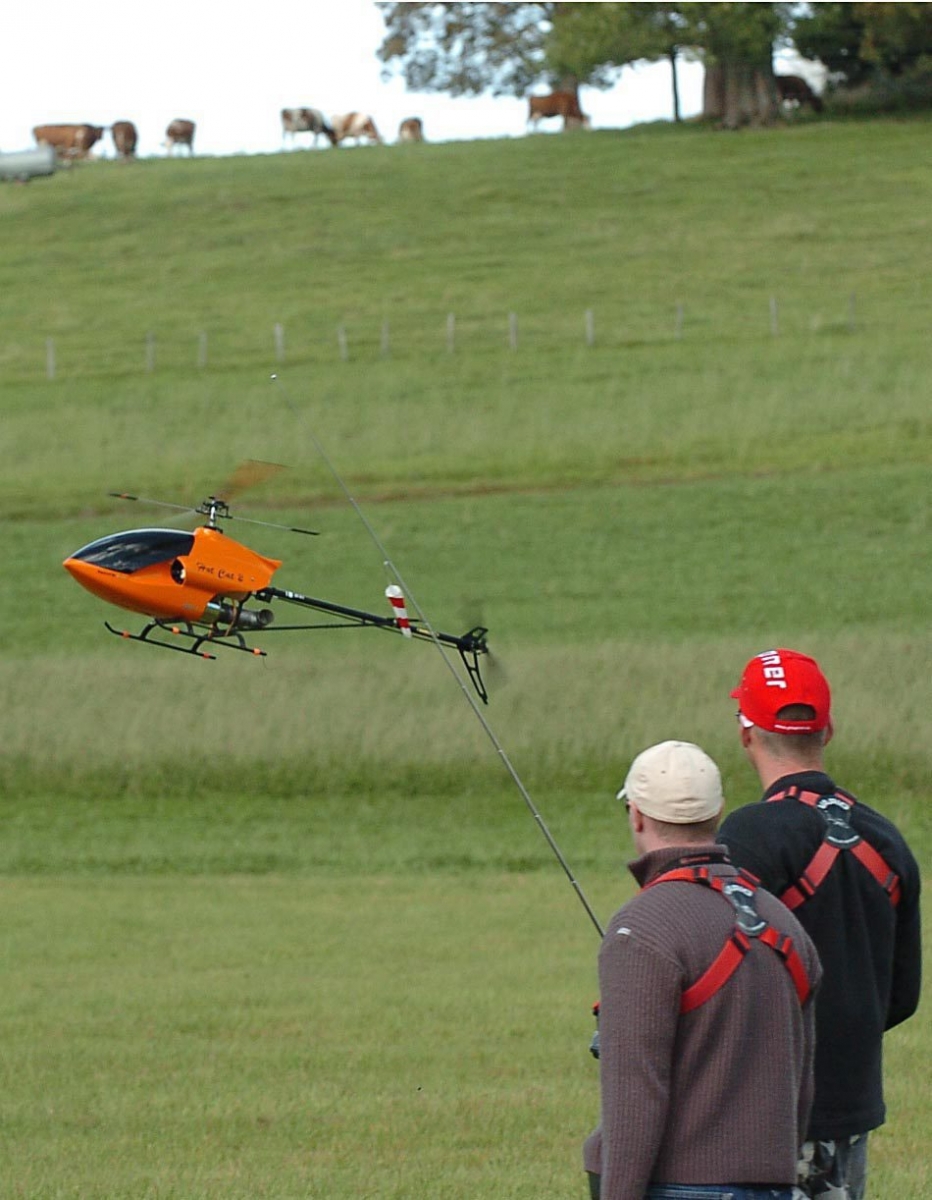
722,649,922,1200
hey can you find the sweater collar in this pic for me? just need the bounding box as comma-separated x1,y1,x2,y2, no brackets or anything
629,843,731,888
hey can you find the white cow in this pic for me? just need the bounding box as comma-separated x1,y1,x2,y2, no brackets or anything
331,112,382,146
281,107,337,147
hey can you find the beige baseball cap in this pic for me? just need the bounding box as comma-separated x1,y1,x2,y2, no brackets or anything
617,740,724,824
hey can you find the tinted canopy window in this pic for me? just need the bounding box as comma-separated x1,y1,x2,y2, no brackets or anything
70,529,195,573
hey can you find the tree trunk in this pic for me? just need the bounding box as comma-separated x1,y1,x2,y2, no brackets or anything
703,63,726,120
704,61,777,128
669,48,681,123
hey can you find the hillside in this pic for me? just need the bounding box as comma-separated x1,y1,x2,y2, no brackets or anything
3,116,931,1200
4,118,932,514
4,112,932,818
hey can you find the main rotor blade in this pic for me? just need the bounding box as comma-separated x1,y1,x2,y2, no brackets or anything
225,511,319,537
111,490,317,536
216,459,286,502
109,492,196,517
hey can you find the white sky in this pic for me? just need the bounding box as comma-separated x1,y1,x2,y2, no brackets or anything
1,1,710,158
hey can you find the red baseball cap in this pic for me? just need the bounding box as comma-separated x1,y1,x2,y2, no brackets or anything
731,648,831,734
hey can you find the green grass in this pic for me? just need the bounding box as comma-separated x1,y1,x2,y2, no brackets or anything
0,875,601,1199
2,117,931,1196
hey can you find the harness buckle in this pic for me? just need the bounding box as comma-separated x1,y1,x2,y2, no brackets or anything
722,878,768,937
816,795,862,849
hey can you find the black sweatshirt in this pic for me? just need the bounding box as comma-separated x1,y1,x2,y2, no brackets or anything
719,770,922,1140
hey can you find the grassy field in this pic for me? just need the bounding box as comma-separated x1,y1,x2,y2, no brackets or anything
2,116,930,1196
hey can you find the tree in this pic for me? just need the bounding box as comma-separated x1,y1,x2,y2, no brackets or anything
790,3,871,85
547,3,791,127
684,3,788,128
792,2,932,85
545,4,692,122
377,3,555,97
377,2,793,129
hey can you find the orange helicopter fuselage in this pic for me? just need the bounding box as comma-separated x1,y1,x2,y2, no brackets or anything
63,525,283,624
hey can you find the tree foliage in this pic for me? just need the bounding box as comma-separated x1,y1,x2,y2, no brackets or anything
377,3,555,96
544,4,689,90
378,3,789,99
376,3,932,128
792,2,932,85
378,2,793,127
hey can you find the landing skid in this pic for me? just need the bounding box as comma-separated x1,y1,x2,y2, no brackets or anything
104,620,266,659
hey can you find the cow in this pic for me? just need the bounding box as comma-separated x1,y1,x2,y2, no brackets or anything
111,120,138,159
775,74,823,113
398,117,425,143
281,107,337,147
331,113,382,146
527,91,590,132
164,118,196,155
33,123,103,160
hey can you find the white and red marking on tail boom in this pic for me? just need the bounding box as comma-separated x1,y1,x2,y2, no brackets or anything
385,584,412,637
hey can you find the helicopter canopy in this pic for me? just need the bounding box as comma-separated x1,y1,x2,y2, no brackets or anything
69,528,195,574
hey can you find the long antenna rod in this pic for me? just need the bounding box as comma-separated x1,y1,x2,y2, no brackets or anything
271,375,604,938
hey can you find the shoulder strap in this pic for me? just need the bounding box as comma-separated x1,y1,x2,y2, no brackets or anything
646,864,812,1012
767,786,901,909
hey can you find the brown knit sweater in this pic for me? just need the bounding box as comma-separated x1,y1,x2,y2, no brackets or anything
583,844,821,1200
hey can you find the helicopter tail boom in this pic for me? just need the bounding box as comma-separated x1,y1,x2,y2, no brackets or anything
255,585,490,703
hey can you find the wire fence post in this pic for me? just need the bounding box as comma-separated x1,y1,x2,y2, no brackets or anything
337,324,348,361
848,293,857,332
45,337,56,381
380,319,390,359
446,312,456,354
508,311,518,351
145,331,156,373
769,296,779,337
197,331,208,369
674,303,684,340
585,309,595,347
274,322,285,364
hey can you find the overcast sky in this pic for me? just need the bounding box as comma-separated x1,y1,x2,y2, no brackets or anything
2,1,711,157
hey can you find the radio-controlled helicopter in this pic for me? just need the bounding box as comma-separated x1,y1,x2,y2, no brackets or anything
63,464,491,702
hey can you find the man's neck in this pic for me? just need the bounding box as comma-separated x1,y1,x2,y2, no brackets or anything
754,754,825,792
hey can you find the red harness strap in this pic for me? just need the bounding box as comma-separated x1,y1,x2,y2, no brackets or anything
646,864,813,1014
767,786,901,910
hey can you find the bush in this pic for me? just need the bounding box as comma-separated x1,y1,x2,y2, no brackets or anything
827,68,932,114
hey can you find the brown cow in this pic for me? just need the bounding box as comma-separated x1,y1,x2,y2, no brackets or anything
775,74,823,113
164,118,196,155
281,107,337,147
331,113,382,146
33,123,103,159
398,117,424,143
111,120,138,159
527,91,590,132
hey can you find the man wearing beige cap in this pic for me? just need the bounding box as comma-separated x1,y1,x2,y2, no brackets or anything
583,739,822,1200
722,649,922,1200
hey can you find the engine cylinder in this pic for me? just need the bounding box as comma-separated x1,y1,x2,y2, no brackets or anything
204,601,274,630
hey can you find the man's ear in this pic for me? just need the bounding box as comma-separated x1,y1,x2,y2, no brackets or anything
740,725,754,750
824,719,834,747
